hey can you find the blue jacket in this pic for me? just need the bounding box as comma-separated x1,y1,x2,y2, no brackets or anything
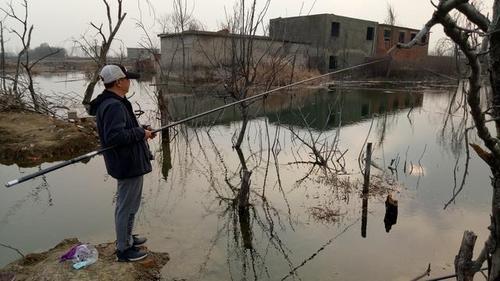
89,90,152,179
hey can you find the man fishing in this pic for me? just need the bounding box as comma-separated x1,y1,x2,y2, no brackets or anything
89,64,156,262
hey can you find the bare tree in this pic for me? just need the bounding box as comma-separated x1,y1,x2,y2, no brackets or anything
157,14,173,34
432,37,455,56
79,0,126,107
1,0,32,104
0,0,61,113
398,1,500,279
384,3,397,26
384,2,398,77
172,0,196,84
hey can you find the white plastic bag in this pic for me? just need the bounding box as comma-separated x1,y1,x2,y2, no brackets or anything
72,244,98,269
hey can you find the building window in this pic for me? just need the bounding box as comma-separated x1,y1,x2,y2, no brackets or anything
331,22,340,37
366,27,374,40
421,34,427,44
410,33,417,40
329,56,337,69
399,31,405,43
361,104,369,117
383,29,391,41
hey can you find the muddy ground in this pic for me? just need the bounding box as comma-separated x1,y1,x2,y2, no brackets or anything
0,111,99,167
0,238,169,281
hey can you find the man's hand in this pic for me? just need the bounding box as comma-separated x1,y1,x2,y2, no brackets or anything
144,129,157,140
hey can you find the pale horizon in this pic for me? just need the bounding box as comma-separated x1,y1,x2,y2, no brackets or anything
0,0,494,54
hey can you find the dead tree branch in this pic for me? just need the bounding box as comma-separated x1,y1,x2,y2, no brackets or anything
81,0,127,106
399,0,500,280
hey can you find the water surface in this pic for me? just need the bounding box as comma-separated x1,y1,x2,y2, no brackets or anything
0,74,492,281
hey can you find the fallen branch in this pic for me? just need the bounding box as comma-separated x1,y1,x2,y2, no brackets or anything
425,268,489,281
0,242,25,258
409,263,431,281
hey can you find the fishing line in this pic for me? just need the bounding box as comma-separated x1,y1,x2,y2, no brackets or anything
5,58,388,188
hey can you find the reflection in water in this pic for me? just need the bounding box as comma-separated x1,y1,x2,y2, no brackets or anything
161,135,172,180
6,78,495,280
235,146,252,250
280,218,361,281
384,195,398,233
0,168,52,229
272,89,422,130
158,89,172,180
166,89,424,130
361,196,368,238
183,118,302,280
159,87,425,279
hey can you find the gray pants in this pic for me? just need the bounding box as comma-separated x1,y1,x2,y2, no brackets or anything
115,175,143,251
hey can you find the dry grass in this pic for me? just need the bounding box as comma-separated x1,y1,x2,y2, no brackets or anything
255,62,322,87
308,205,344,224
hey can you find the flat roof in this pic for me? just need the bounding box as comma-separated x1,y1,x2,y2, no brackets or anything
270,14,421,30
378,23,421,32
158,30,308,45
271,13,378,25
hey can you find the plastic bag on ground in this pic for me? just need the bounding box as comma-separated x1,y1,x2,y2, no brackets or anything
60,244,99,269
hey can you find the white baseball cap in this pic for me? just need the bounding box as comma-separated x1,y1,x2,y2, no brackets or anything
99,64,140,84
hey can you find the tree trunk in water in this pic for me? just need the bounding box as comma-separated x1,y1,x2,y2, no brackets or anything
455,231,477,281
235,145,252,249
238,192,253,249
234,103,248,149
158,91,172,180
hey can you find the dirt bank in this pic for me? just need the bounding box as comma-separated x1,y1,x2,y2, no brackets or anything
0,238,169,281
0,111,99,167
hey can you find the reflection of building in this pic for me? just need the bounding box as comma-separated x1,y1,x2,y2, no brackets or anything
165,89,424,130
270,89,424,130
270,14,377,72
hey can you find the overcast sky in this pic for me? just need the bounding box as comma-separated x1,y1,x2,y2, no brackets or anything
1,0,494,54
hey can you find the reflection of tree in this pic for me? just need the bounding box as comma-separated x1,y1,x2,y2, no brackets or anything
280,218,360,281
0,168,52,228
285,105,347,184
399,1,500,277
182,112,301,280
158,90,172,181
156,80,431,279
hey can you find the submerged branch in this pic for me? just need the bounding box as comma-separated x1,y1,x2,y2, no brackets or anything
0,242,25,258
280,218,360,281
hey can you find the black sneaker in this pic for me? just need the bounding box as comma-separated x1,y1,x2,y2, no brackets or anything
132,235,147,246
116,247,148,262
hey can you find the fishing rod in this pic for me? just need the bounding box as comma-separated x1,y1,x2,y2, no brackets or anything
5,58,388,188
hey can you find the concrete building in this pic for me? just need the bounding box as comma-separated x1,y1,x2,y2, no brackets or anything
374,24,429,61
158,15,431,79
158,30,311,81
127,47,159,60
269,14,378,72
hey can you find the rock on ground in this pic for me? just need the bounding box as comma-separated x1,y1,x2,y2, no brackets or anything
0,238,169,281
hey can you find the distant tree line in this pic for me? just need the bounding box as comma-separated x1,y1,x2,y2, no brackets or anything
1,42,66,60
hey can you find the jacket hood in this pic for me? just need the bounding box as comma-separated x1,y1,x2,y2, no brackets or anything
88,90,122,116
